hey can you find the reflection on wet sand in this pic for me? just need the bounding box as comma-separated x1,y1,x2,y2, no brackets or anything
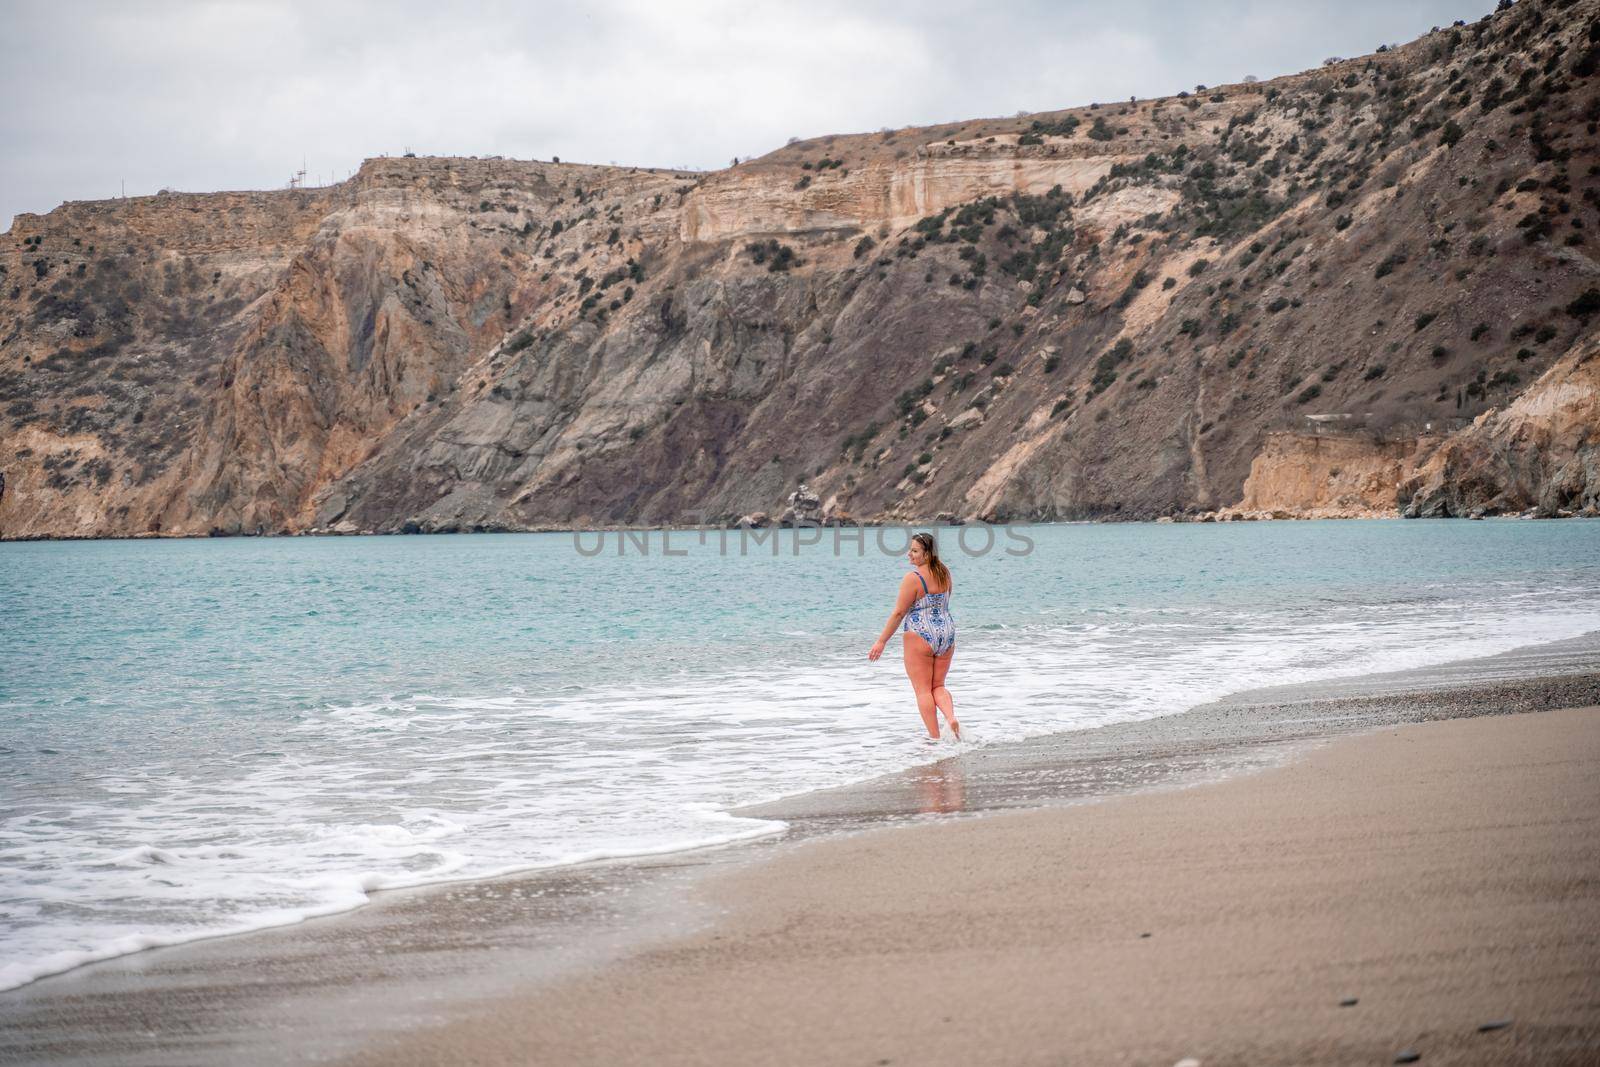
913,759,966,815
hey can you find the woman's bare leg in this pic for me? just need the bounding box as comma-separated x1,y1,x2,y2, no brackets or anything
901,633,940,738
932,646,958,739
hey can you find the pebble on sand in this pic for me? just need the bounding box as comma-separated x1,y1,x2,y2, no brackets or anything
1394,1051,1420,1064
1338,997,1358,1007
1476,1019,1512,1032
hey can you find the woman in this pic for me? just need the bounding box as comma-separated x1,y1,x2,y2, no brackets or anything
868,532,960,740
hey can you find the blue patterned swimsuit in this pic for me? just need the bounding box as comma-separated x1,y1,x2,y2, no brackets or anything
904,571,956,656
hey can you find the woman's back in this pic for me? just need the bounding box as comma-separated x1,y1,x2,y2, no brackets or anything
911,565,951,597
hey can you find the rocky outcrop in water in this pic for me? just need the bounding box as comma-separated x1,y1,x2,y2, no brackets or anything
2,0,1598,538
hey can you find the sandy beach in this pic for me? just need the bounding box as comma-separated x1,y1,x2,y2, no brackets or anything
348,704,1600,1067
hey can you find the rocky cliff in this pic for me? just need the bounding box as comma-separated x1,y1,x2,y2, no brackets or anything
3,0,1598,538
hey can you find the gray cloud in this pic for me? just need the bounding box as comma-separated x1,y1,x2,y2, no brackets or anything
3,0,1489,230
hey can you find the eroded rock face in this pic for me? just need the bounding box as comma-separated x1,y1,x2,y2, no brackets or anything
1239,432,1424,518
1399,342,1600,518
3,0,1598,538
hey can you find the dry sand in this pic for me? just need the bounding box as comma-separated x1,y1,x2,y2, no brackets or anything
349,706,1600,1067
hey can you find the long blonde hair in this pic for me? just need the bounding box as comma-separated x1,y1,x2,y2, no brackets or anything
912,532,950,592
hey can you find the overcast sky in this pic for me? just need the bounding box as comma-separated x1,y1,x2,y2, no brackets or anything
3,0,1492,231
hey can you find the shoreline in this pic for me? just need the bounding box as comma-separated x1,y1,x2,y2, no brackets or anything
3,512,1597,544
2,637,1598,1063
4,632,1597,1001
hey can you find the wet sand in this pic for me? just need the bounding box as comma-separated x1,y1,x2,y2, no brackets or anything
3,647,1598,1065
349,704,1600,1067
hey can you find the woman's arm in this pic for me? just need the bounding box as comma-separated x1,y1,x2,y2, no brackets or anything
868,574,920,660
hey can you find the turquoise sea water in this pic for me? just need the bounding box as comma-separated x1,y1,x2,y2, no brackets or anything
4,519,1600,990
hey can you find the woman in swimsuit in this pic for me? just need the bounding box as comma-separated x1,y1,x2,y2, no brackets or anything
868,532,959,740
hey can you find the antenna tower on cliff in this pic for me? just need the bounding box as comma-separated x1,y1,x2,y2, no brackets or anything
288,156,307,189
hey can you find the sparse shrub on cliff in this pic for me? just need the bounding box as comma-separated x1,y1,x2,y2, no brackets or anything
1518,212,1553,243
895,379,935,416
914,209,951,237
1089,338,1134,396
1374,252,1406,278
1440,120,1464,147
1364,363,1387,380
1087,117,1114,141
1471,322,1491,341
854,235,876,259
1414,311,1437,331
1296,383,1322,404
506,329,535,354
794,176,812,190
840,422,882,461
1266,296,1290,313
1188,259,1210,277
746,240,800,272
1029,116,1081,137
952,198,998,231
1567,288,1600,319
1113,270,1152,310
